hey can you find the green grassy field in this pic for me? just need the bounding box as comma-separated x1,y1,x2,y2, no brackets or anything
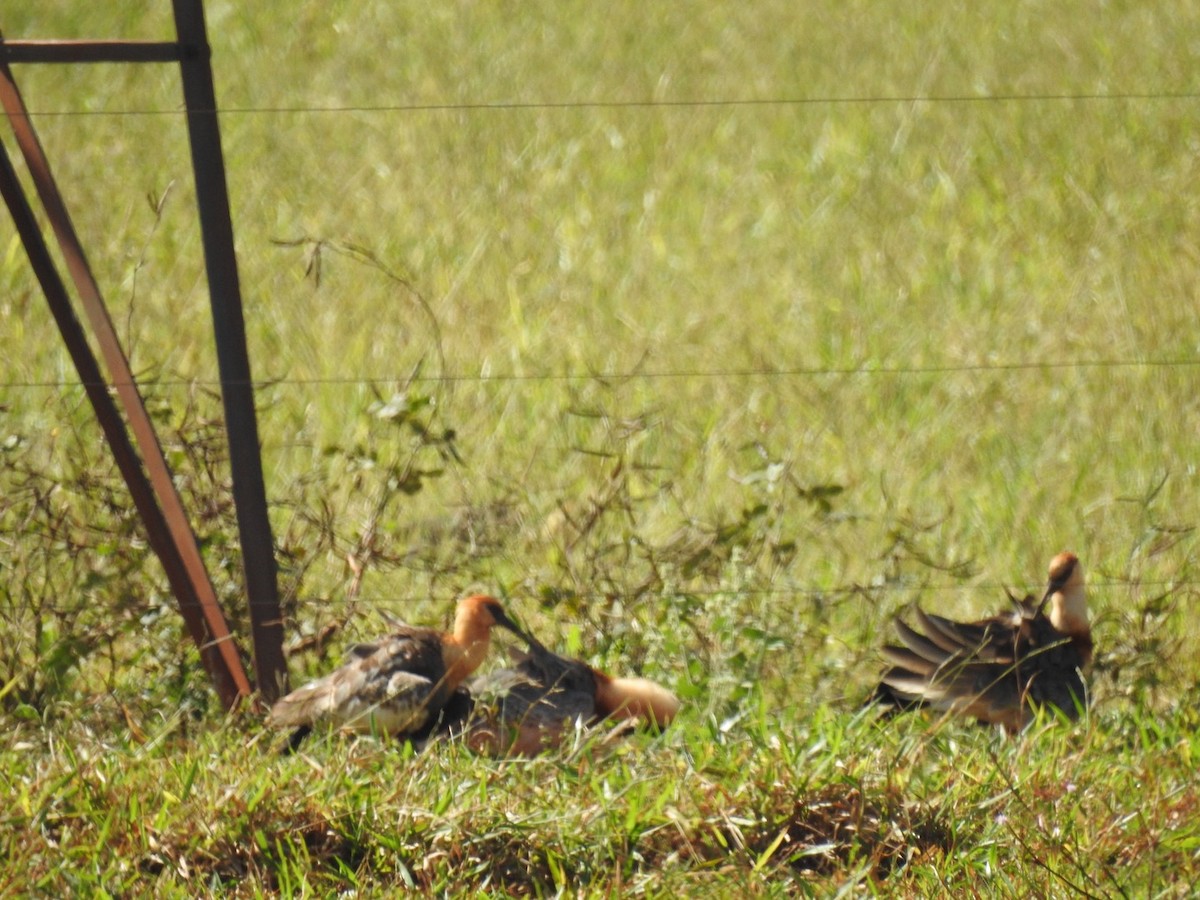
3,2,1200,895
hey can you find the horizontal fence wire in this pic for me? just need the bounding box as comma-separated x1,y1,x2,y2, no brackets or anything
286,578,1192,602
11,90,1200,118
12,578,1196,617
2,357,1200,392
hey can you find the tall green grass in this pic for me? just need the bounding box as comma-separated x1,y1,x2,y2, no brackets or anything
2,2,1199,894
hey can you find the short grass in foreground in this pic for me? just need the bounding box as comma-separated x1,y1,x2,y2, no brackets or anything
4,685,1200,896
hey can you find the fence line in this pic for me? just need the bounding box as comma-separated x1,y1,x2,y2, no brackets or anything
2,355,1199,392
14,90,1200,119
291,579,1197,601
15,578,1195,616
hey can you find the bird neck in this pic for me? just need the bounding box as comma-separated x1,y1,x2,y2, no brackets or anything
593,672,680,728
442,616,493,687
1049,583,1089,638
1049,582,1093,671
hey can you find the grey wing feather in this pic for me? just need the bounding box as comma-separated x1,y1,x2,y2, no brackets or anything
892,617,955,665
268,628,449,736
468,638,598,730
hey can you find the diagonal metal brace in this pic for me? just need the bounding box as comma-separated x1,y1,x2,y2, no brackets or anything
0,54,253,709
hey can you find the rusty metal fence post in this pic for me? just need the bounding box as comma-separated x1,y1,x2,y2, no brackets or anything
171,0,287,703
0,3,289,705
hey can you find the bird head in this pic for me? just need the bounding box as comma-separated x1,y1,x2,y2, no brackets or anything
455,595,530,643
1039,552,1089,636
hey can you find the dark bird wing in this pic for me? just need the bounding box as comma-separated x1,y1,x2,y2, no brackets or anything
406,686,475,750
875,595,1088,731
1016,613,1089,719
461,637,599,755
268,627,451,739
473,638,598,726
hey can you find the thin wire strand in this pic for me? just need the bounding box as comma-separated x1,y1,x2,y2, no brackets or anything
14,90,1200,118
274,579,1197,604
13,578,1196,617
2,356,1200,391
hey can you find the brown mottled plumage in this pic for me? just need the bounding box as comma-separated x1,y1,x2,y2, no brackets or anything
460,633,681,756
267,595,525,751
875,552,1091,733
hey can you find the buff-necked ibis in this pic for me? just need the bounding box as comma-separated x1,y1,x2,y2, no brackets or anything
874,552,1091,733
458,632,680,756
268,594,526,752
